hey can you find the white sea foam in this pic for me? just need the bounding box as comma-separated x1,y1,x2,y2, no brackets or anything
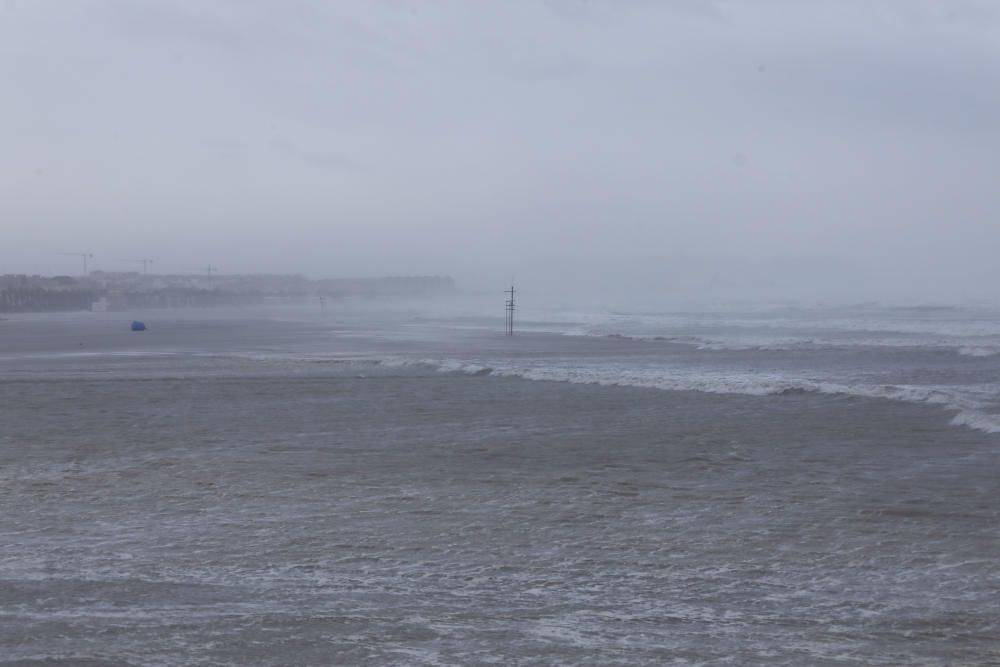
948,410,1000,433
410,356,1000,434
433,359,493,375
958,346,999,357
566,329,1000,356
549,307,1000,356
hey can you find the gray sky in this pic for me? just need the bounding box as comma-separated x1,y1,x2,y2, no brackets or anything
2,1,998,302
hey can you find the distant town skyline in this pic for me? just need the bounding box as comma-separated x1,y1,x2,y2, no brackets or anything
3,2,999,303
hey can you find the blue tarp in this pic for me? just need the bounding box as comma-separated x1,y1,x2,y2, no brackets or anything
131,320,146,331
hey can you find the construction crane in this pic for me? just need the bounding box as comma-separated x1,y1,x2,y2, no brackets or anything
59,252,93,276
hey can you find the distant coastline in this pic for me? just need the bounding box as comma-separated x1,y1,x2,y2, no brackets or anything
0,272,456,313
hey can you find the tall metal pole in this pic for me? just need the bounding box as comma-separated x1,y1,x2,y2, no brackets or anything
504,287,508,334
505,284,515,335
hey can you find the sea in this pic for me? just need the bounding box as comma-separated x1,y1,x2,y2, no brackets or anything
1,301,998,665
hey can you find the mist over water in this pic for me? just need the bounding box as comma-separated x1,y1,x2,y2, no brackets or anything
2,1,1000,302
3,1,1000,664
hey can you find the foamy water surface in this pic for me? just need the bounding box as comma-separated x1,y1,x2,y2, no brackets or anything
1,306,998,665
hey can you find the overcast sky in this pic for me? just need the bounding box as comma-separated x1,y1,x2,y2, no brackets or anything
2,1,998,302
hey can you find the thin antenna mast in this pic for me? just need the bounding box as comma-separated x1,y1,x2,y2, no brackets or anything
504,283,515,335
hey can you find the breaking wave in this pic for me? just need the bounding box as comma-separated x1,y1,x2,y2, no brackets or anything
393,357,1000,435
551,308,1000,358
567,330,1000,357
958,346,1000,358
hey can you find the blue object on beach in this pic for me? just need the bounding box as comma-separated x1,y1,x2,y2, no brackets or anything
131,320,147,332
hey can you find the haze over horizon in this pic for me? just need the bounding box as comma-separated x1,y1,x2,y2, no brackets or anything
3,1,999,304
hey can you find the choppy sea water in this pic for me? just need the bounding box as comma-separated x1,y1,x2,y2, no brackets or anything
416,303,1000,435
1,305,998,665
